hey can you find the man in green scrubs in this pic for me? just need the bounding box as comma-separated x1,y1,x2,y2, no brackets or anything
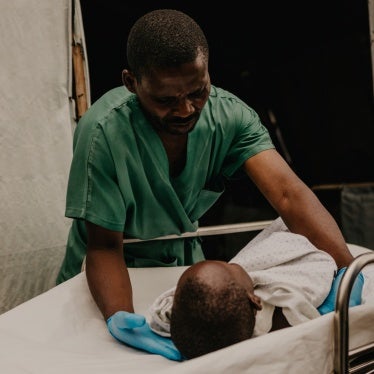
57,9,358,361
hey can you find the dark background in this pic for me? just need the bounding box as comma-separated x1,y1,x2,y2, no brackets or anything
79,0,374,258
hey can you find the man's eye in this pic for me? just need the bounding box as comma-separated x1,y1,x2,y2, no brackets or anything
156,97,176,105
189,90,204,98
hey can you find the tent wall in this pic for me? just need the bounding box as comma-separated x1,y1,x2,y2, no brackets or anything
0,0,89,314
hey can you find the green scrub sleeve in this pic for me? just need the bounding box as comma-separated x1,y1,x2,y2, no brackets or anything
65,123,126,232
223,105,275,177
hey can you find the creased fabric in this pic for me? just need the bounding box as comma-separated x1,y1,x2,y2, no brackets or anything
149,217,337,337
0,0,77,314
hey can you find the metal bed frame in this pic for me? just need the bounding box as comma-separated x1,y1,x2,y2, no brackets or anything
83,220,374,371
334,252,374,373
128,221,374,372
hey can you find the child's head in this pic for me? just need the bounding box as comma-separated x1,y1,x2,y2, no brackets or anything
170,260,262,359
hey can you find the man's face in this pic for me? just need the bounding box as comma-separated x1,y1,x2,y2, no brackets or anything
124,53,211,136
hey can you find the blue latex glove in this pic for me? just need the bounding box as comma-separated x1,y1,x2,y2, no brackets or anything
107,311,182,361
318,267,364,315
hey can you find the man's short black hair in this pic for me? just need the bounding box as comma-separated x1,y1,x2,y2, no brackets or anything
170,276,256,359
127,9,209,79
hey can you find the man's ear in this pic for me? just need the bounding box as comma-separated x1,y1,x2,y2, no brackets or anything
122,69,136,93
247,292,262,311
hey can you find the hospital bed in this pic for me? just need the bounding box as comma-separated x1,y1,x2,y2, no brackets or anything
2,0,374,372
0,222,373,374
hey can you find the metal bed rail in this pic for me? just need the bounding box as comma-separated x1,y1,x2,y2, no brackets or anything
81,220,273,271
334,252,374,373
122,220,273,243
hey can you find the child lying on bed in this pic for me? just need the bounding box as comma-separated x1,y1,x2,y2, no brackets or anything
148,217,364,359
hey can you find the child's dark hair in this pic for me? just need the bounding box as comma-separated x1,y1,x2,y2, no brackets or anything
170,277,256,359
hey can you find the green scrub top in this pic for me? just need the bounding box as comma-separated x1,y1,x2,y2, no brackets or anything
57,85,274,283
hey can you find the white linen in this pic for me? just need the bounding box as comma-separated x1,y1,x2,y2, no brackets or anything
0,267,184,374
0,245,372,374
149,287,176,337
149,218,337,337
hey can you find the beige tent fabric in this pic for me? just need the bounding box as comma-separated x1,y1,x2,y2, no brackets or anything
0,0,88,314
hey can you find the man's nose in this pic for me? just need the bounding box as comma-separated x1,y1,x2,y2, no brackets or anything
173,98,194,117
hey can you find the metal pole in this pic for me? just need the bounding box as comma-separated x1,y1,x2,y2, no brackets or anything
123,220,273,244
333,252,374,373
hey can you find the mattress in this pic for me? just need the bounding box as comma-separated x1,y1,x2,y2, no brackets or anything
0,244,372,374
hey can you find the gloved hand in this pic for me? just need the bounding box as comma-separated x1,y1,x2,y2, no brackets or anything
318,267,365,315
107,311,182,361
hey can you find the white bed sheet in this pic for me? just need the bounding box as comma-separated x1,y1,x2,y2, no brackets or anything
0,244,373,374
